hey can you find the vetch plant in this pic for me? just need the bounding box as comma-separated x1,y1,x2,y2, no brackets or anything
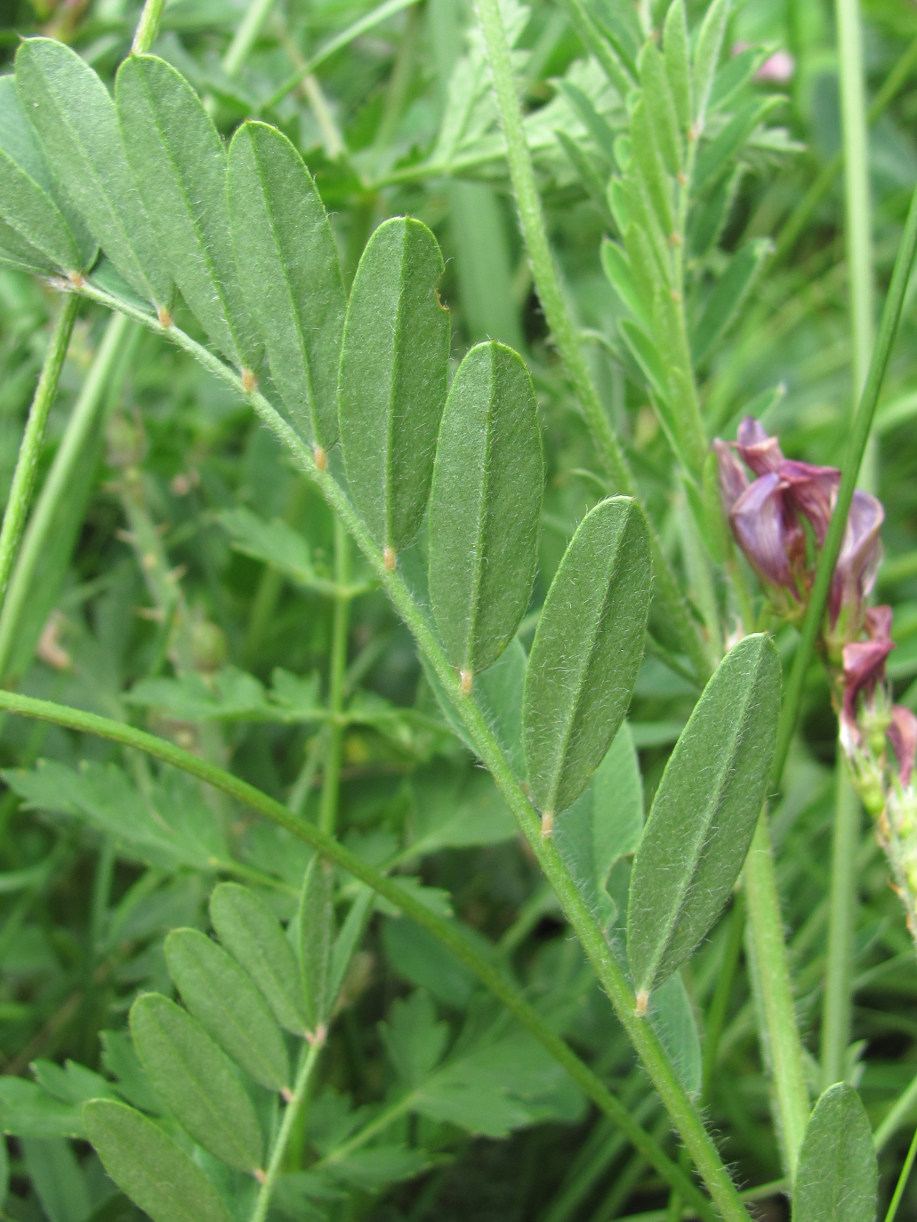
1,1,917,1220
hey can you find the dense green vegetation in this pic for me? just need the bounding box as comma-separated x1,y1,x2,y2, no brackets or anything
2,1,917,1219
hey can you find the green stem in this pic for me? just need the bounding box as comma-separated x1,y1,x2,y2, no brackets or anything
772,35,917,269
473,0,711,680
875,1069,917,1152
773,177,917,783
743,813,810,1179
67,281,746,1220
0,311,132,682
261,0,421,112
318,517,350,838
250,1036,325,1222
0,683,717,1222
222,0,277,79
820,766,859,1090
0,295,78,609
130,0,166,54
834,0,874,400
883,1123,917,1222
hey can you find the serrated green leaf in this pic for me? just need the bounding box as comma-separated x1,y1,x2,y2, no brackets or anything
428,342,542,679
298,855,335,1032
129,994,263,1173
14,39,167,305
338,217,450,558
794,1084,878,1222
638,42,682,176
2,760,228,872
663,1,692,131
627,634,780,1000
523,497,652,818
165,928,290,1093
227,121,345,448
380,991,449,1087
83,1100,232,1222
410,767,516,857
115,55,255,366
0,75,95,274
691,0,730,129
692,239,771,366
210,882,308,1035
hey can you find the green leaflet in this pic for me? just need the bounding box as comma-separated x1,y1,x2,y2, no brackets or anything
692,238,771,367
0,75,95,275
627,634,780,1002
638,41,682,177
428,342,543,680
209,882,307,1035
129,994,263,1173
555,722,643,929
14,39,167,305
523,497,652,819
83,1101,232,1222
793,1084,878,1222
115,55,256,366
662,0,692,133
338,216,450,559
298,854,335,1033
691,0,730,129
164,928,290,1093
227,121,345,448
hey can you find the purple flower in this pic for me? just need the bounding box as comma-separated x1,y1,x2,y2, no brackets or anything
840,605,894,739
715,417,883,636
888,705,917,789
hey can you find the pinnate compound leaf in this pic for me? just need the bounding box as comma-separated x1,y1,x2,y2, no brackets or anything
227,121,345,448
164,928,290,1093
83,1100,232,1222
0,75,95,275
116,55,255,366
14,39,167,305
429,342,542,678
793,1084,877,1222
627,634,780,1000
129,994,263,1173
209,882,307,1035
338,217,450,558
523,497,652,818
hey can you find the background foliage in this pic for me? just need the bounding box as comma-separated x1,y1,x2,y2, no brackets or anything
1,0,917,1219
